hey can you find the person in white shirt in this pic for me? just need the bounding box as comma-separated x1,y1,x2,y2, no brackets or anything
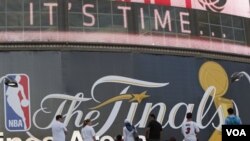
51,115,68,141
81,119,96,141
123,119,138,141
181,112,200,141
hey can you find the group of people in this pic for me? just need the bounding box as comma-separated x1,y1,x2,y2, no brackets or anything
51,107,242,141
51,115,95,141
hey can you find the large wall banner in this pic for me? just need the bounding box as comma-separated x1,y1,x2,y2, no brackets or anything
0,51,250,141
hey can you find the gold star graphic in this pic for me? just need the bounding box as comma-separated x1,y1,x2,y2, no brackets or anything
130,91,150,103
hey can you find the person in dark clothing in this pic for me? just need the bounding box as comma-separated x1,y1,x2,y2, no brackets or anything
145,114,162,141
115,134,123,141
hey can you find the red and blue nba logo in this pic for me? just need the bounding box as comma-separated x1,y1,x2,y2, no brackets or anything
3,74,31,131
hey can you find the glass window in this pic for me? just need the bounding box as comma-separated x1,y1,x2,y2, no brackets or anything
210,25,221,38
68,13,83,27
98,14,112,28
197,10,208,23
69,0,83,12
7,12,23,26
98,0,111,13
209,12,220,25
198,23,210,36
222,27,233,40
234,29,245,42
221,14,232,27
232,16,243,28
0,13,6,26
0,0,6,12
7,0,23,11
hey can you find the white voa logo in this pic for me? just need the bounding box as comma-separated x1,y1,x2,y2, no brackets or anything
226,129,246,136
198,0,227,12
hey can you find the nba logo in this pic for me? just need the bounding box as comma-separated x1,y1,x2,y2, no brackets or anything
3,74,31,131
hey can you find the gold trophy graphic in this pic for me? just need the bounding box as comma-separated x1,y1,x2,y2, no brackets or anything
199,61,233,141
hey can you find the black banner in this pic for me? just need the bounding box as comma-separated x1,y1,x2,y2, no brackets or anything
222,125,250,141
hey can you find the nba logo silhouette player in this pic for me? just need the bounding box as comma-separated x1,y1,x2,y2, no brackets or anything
3,74,31,131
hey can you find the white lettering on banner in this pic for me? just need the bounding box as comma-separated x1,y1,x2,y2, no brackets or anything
29,3,33,25
27,1,250,28
8,120,23,127
43,3,58,25
83,4,95,26
180,12,191,34
154,9,171,31
118,6,131,28
28,76,240,140
226,129,246,136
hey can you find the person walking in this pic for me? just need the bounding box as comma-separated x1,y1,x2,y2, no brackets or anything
123,119,138,141
145,114,162,141
181,112,200,141
81,119,96,141
51,115,68,141
224,107,242,125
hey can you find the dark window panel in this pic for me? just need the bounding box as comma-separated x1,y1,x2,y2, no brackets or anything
149,4,162,17
169,7,176,20
98,0,111,13
210,25,221,38
232,16,243,28
222,27,233,40
23,0,39,12
0,0,6,12
112,1,127,15
0,13,6,26
196,10,208,23
112,15,124,27
68,0,83,12
174,8,189,20
169,20,176,33
83,0,97,5
221,14,232,27
7,12,23,26
7,0,23,11
136,4,150,17
98,14,112,28
148,17,155,31
209,12,220,25
176,21,182,33
234,29,245,42
23,0,40,12
68,13,83,27
198,23,210,36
